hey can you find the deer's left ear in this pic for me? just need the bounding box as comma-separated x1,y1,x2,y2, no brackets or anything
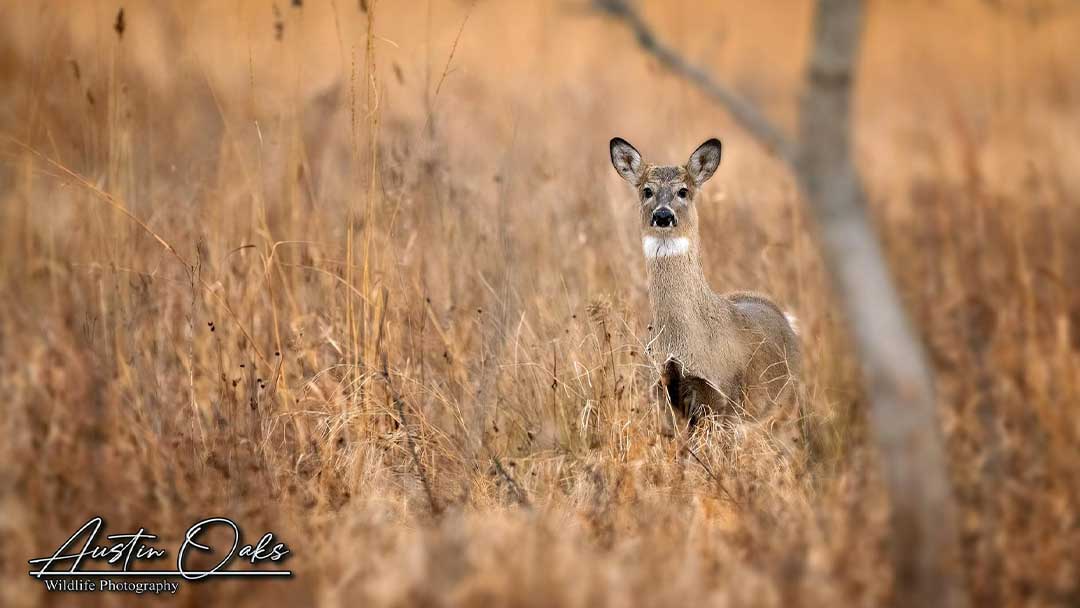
687,138,722,186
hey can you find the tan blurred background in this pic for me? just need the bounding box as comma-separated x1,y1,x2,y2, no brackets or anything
2,1,1078,606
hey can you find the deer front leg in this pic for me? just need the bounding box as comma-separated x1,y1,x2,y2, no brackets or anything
653,381,677,438
655,359,683,438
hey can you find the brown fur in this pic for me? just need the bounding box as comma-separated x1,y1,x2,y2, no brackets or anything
610,138,801,433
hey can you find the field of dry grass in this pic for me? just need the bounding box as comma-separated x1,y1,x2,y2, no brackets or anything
1,1,1078,606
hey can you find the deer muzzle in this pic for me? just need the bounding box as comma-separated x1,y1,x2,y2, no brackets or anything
650,207,677,228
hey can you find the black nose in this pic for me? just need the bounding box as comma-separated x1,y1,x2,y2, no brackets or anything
651,207,677,228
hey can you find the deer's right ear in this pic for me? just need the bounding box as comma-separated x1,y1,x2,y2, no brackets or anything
610,138,644,184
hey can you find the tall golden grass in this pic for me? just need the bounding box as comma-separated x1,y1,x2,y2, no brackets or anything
1,1,1078,606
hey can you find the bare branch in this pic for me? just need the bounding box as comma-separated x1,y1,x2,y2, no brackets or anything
491,456,531,508
593,0,796,162
382,359,443,517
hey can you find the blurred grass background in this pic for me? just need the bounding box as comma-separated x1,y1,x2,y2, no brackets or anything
1,0,1078,606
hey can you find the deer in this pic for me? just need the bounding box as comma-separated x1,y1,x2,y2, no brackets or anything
609,137,802,438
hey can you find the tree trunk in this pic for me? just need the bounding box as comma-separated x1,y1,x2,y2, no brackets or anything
795,1,965,606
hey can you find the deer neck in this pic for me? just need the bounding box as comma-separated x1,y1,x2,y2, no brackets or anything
642,233,711,331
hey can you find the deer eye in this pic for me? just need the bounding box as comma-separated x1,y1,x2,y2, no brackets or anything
677,187,689,199
643,187,654,199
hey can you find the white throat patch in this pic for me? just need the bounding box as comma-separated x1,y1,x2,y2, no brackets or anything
642,236,690,259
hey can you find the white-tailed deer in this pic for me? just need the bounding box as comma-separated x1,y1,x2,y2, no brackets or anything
609,137,801,434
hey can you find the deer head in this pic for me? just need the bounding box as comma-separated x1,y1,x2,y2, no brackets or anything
609,137,722,257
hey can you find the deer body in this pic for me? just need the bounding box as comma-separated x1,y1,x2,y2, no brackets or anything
610,138,800,428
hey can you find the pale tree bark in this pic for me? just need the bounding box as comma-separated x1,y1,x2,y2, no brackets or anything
595,1,966,606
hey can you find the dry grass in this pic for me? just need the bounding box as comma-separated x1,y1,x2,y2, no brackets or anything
1,1,1078,606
